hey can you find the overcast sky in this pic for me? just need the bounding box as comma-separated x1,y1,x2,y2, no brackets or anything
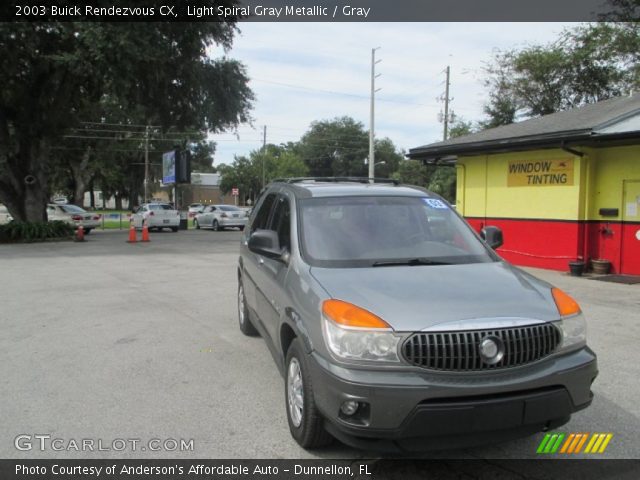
208,22,578,167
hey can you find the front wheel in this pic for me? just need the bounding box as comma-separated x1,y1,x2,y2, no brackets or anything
83,228,92,235
171,227,178,232
285,339,333,448
212,219,220,231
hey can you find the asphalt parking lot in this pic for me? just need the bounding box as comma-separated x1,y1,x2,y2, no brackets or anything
1,229,639,459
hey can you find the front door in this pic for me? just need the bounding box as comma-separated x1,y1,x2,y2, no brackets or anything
621,180,640,275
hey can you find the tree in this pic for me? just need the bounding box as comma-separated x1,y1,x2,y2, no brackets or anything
0,18,253,222
297,116,404,178
298,117,369,177
219,144,308,204
370,138,404,178
448,118,475,139
391,160,429,187
482,22,639,126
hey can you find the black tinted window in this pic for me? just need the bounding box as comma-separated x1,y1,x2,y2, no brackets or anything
251,193,276,233
299,196,494,268
270,196,291,251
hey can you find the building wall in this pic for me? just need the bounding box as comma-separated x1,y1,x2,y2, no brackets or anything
457,145,640,275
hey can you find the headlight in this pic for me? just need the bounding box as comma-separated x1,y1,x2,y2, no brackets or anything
555,313,587,353
321,300,400,363
551,288,587,353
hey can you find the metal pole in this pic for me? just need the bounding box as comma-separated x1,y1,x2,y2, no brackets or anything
262,125,267,187
144,125,149,202
443,66,450,141
369,48,381,181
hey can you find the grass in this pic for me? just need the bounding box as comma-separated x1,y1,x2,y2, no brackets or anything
92,211,197,230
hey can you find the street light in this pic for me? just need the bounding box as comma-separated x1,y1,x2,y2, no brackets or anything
364,159,386,177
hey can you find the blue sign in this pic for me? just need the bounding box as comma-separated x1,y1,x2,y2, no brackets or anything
162,151,176,185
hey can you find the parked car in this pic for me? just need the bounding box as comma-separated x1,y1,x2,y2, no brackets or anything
46,204,100,234
194,204,247,231
188,203,205,214
131,203,180,232
0,205,13,225
237,178,597,452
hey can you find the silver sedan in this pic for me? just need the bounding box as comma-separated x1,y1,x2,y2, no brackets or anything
46,204,101,234
194,205,248,231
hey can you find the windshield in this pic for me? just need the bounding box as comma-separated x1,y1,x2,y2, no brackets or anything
299,196,496,268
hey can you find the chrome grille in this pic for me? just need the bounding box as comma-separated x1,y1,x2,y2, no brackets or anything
402,324,562,371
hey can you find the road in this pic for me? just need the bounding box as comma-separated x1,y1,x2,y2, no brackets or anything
1,229,638,459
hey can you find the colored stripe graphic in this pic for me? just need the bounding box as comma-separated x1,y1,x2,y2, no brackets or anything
538,433,613,454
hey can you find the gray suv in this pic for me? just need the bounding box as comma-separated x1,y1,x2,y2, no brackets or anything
237,178,597,452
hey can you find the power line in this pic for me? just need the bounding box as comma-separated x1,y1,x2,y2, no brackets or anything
253,77,428,107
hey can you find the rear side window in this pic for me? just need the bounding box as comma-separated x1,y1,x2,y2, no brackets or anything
149,204,172,211
251,193,276,233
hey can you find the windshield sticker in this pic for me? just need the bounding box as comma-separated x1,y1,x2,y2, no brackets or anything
424,198,448,209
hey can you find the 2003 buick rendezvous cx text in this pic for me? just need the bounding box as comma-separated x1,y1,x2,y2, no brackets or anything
236,178,597,452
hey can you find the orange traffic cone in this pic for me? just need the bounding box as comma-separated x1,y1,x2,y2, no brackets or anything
127,223,137,243
141,221,150,242
75,225,85,242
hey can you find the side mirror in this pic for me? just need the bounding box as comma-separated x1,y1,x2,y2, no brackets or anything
481,226,503,250
248,229,285,261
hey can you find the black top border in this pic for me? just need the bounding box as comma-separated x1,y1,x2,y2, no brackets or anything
0,0,630,22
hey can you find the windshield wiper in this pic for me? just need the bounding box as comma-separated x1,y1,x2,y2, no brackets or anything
372,258,451,267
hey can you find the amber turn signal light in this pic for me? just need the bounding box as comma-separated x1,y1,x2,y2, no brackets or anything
552,288,581,317
322,300,391,329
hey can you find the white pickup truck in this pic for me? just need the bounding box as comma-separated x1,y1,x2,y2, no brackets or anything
131,203,180,232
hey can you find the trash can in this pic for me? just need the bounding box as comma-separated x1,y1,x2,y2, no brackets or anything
179,211,189,230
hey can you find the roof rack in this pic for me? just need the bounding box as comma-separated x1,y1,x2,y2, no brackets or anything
272,177,399,185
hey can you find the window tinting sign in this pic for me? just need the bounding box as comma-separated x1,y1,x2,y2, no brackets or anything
508,159,574,187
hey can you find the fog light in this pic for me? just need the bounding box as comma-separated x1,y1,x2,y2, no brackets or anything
340,400,359,416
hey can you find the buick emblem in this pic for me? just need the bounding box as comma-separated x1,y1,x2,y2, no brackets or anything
479,336,504,365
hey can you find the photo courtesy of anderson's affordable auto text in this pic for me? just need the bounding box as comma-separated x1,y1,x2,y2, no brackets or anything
1,0,639,479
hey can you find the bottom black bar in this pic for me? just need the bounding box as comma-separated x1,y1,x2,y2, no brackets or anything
1,460,639,480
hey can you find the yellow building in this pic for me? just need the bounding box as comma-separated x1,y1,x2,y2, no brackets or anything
409,95,640,276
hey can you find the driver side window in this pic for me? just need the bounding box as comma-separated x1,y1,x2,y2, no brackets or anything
270,196,291,251
251,193,276,233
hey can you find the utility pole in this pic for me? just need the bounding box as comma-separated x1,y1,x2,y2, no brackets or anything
438,66,454,141
262,125,267,188
369,47,381,181
144,125,150,201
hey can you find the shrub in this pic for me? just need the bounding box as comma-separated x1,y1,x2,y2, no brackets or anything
0,221,75,243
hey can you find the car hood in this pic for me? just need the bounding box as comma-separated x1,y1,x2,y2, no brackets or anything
309,261,560,331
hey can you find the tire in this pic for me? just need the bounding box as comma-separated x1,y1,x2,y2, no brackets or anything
238,279,259,336
239,226,245,231
285,338,333,449
212,219,220,231
83,228,92,235
194,218,200,230
171,227,178,232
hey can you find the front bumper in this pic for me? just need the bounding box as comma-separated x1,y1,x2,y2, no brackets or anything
307,348,597,451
